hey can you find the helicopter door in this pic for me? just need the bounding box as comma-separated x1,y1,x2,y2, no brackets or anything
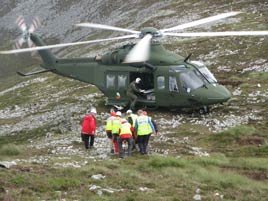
155,74,186,107
155,75,170,106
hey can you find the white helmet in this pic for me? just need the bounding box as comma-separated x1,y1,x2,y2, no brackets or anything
126,109,132,114
115,111,122,116
121,118,127,123
90,107,97,114
135,77,141,83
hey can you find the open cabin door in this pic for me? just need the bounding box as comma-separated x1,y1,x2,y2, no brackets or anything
129,72,156,105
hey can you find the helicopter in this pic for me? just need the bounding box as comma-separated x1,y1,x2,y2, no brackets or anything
1,12,268,112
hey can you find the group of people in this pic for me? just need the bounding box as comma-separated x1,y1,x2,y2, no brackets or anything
80,107,157,158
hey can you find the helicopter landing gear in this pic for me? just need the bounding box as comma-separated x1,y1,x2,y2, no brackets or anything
144,105,159,111
199,106,210,114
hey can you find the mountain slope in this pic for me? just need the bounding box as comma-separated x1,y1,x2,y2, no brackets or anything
0,0,268,200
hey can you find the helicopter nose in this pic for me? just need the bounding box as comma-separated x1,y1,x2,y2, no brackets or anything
207,84,231,103
191,84,231,105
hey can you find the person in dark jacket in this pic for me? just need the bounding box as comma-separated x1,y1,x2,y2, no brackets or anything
127,78,144,111
81,107,97,149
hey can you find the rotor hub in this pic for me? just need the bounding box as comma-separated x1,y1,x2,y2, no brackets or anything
139,27,162,38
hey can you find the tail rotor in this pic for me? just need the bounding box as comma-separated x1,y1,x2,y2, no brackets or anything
14,16,41,51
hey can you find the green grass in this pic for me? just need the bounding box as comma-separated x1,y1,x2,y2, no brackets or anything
1,155,268,200
0,144,21,157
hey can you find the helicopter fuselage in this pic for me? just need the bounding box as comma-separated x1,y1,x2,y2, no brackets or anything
32,33,231,110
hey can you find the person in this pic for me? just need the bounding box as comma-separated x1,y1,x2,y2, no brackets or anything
126,109,138,150
118,118,133,158
143,110,158,135
135,109,155,155
81,107,97,150
127,77,144,111
111,111,122,154
105,109,116,153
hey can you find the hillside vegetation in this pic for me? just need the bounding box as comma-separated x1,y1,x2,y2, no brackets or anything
0,0,268,200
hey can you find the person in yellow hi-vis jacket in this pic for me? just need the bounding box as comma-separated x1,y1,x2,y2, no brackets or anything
118,118,133,158
134,109,156,155
105,110,116,153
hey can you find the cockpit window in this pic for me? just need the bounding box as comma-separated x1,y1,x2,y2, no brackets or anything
191,61,217,83
169,65,187,73
199,67,217,83
169,76,179,92
180,70,204,90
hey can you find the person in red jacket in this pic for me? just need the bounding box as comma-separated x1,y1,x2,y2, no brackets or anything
81,107,97,149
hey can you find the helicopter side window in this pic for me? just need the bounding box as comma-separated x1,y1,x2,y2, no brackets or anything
157,76,165,90
106,74,116,88
118,74,127,89
169,76,179,92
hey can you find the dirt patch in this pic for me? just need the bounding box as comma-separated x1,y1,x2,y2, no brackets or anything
237,137,264,146
240,170,268,181
221,166,268,181
218,80,243,87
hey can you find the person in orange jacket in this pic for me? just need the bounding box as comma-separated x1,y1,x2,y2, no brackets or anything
81,107,97,149
118,118,133,158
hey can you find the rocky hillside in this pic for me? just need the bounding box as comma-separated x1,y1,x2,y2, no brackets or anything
0,0,268,200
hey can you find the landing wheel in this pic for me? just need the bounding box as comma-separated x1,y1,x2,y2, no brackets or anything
199,106,210,114
145,106,159,111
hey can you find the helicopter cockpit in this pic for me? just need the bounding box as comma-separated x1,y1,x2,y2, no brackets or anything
179,61,218,92
167,61,218,94
191,61,217,83
180,70,204,91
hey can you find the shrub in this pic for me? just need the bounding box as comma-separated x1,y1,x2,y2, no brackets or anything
0,144,21,156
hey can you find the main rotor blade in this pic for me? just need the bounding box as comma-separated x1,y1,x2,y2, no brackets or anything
76,23,140,34
16,16,27,32
0,34,138,54
160,12,241,32
29,17,41,33
163,31,268,37
124,34,152,63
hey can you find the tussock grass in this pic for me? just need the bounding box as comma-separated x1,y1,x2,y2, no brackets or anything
146,155,187,169
0,144,21,157
209,125,257,144
193,153,229,167
48,178,81,191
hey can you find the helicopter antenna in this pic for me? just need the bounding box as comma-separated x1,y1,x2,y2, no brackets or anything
184,53,192,63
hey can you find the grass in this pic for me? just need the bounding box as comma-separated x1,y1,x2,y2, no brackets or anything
1,154,268,200
0,144,21,157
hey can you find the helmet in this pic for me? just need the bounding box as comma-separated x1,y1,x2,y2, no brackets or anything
135,77,141,83
115,111,122,116
121,118,127,123
137,109,143,115
90,107,97,114
126,109,132,114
